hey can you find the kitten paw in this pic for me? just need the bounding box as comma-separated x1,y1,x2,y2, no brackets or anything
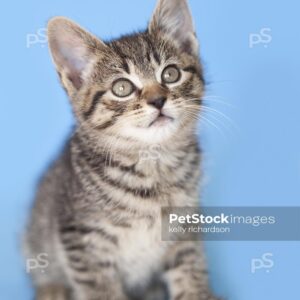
36,285,70,300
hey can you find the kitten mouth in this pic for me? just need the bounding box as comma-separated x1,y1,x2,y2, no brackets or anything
148,113,174,127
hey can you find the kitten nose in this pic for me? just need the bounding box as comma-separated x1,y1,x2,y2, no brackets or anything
147,97,166,110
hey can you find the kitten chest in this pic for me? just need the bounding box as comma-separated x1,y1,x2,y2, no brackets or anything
117,217,167,289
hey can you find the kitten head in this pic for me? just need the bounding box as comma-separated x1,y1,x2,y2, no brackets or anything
48,0,204,144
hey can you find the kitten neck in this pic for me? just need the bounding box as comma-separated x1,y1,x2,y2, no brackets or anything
72,126,198,173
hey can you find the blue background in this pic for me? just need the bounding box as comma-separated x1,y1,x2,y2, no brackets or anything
1,0,299,299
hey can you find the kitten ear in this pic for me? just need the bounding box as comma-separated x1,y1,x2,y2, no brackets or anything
149,0,198,56
48,17,106,91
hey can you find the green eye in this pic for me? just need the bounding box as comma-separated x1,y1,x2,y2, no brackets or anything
112,79,135,98
161,65,181,84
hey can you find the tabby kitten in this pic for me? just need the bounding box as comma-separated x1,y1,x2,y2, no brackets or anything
24,0,218,299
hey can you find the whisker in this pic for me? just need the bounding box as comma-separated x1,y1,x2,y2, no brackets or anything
202,97,235,108
199,114,228,140
200,105,239,132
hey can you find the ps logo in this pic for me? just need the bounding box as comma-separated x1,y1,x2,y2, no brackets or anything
139,144,161,162
249,28,272,48
251,252,274,274
26,28,48,48
26,253,49,274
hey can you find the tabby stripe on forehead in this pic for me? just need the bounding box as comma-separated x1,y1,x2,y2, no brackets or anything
153,49,161,65
122,59,130,74
84,90,105,119
111,43,130,73
144,35,161,65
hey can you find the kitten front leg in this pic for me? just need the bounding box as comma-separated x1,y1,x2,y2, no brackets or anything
36,285,70,300
163,242,219,300
61,225,129,300
71,277,128,300
66,249,129,300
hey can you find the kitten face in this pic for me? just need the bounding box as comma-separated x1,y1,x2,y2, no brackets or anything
48,0,204,144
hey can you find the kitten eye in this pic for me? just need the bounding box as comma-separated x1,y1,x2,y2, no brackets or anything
161,65,181,84
112,79,135,98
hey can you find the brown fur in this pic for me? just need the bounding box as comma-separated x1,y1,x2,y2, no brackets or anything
23,1,219,299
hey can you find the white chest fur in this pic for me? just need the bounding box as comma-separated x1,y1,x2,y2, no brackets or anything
117,218,167,289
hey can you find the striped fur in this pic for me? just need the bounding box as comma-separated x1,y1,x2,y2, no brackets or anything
24,1,219,299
